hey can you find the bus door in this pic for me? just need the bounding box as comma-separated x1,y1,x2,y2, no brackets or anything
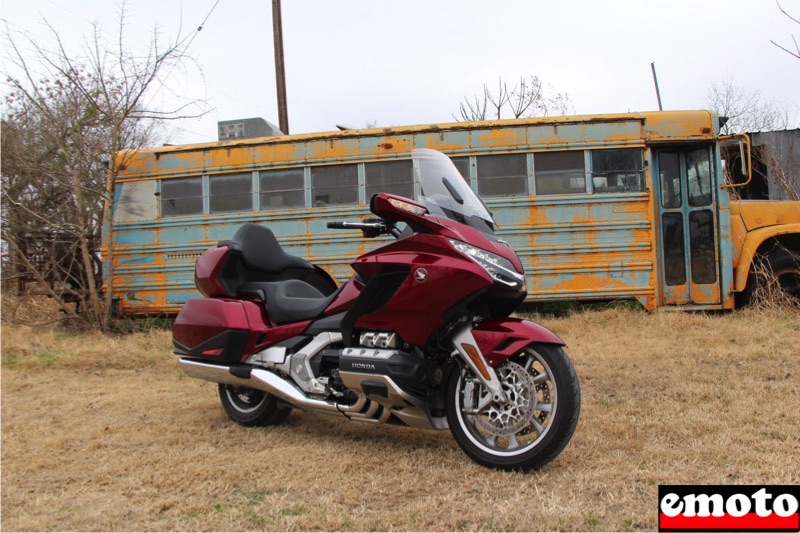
654,146,721,306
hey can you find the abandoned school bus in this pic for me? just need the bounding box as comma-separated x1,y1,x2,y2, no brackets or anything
106,110,800,315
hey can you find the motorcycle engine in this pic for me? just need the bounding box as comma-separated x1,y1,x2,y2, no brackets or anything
337,332,427,407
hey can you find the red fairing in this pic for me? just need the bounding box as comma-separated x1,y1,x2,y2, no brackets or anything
195,246,232,298
472,318,565,367
352,233,493,346
324,276,363,316
240,302,311,360
372,193,523,273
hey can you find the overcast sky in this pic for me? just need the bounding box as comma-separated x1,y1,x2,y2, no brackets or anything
3,0,800,145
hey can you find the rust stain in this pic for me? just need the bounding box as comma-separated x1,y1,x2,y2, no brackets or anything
108,110,800,316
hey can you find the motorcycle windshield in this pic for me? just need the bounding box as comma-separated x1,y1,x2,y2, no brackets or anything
413,149,496,234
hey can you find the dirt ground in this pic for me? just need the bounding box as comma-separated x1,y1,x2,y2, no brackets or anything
2,307,799,531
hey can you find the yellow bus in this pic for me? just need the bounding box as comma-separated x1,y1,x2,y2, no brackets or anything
106,110,800,315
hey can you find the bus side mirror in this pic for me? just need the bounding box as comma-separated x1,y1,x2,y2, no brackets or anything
719,134,752,189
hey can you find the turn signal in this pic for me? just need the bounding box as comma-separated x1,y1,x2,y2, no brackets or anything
461,343,491,380
388,198,428,216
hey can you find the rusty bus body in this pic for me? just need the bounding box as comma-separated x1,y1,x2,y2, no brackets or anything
106,110,800,315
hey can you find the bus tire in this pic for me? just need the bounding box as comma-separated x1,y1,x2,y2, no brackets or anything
738,248,800,306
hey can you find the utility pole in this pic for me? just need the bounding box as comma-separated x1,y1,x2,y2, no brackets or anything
273,0,289,134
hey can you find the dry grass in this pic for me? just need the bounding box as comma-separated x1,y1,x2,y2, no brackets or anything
2,307,799,531
0,290,67,326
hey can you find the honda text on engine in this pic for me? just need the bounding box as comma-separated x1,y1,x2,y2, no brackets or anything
173,149,581,470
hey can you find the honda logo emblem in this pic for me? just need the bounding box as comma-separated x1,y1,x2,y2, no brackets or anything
414,268,428,283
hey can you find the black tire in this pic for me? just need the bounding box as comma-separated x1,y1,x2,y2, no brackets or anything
738,248,800,306
446,343,580,471
218,384,292,427
769,249,800,301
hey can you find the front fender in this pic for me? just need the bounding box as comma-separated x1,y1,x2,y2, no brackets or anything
733,223,800,292
471,318,564,367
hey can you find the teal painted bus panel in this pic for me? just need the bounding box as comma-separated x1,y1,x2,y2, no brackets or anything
160,225,205,244
167,290,202,305
107,112,742,314
584,120,642,142
113,228,157,246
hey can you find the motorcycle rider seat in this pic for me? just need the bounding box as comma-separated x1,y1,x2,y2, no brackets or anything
271,279,339,323
238,280,340,324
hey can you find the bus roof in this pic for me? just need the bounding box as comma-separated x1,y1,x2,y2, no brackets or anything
119,110,719,158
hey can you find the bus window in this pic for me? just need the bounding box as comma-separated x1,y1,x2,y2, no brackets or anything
659,152,681,208
687,148,713,207
114,181,157,223
689,210,716,283
591,149,644,193
311,164,358,206
161,176,203,217
662,212,687,285
209,173,253,214
365,160,413,200
260,168,305,210
476,153,527,196
534,151,585,195
450,157,470,182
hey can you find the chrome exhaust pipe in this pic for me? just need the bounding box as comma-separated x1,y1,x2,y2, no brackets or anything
179,358,371,418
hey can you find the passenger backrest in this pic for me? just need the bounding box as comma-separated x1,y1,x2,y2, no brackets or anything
219,223,313,275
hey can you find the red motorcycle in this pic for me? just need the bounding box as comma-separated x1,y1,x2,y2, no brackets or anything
173,149,580,470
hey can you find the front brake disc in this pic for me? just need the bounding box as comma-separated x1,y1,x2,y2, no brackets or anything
474,361,537,436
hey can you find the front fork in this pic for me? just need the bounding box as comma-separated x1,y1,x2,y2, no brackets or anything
451,323,507,406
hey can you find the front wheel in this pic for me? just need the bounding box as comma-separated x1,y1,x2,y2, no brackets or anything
218,384,292,427
739,248,800,307
446,343,580,471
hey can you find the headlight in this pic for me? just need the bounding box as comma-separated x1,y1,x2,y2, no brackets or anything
449,239,526,289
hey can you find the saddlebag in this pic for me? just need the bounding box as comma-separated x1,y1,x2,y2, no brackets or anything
172,298,253,363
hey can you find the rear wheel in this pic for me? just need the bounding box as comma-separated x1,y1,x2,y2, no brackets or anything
218,384,292,427
446,343,580,471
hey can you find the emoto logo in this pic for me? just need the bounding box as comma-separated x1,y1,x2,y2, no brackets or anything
658,485,799,532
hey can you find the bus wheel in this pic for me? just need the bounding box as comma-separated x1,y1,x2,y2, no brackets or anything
739,249,800,306
769,249,800,301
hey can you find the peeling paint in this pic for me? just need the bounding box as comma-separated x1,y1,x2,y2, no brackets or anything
105,111,799,315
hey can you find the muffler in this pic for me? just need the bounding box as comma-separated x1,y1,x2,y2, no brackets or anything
178,358,383,421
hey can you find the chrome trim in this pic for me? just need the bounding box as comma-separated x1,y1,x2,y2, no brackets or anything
179,358,253,388
341,347,400,360
178,358,394,424
285,332,342,395
246,346,287,366
451,323,507,403
358,331,399,349
337,372,434,430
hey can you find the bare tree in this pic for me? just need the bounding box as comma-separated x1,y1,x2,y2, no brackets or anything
706,77,798,200
772,0,800,60
754,131,800,201
1,6,206,330
455,75,573,122
705,76,790,135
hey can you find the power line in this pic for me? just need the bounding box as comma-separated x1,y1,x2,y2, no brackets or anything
178,0,221,50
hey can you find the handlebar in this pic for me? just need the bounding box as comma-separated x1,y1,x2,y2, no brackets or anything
326,219,401,239
326,221,383,230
